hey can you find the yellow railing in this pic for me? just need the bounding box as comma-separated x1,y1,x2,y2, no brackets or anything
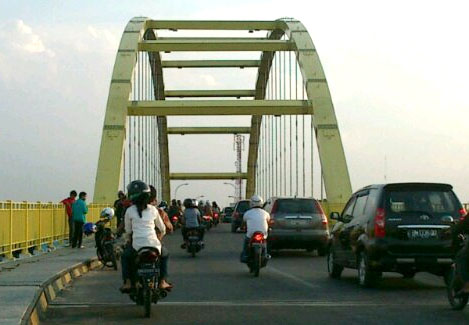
0,201,109,258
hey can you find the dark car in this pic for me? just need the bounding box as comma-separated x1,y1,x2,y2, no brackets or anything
327,183,466,287
263,197,329,255
221,207,234,223
231,200,251,233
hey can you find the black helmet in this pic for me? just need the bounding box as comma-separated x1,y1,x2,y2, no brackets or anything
183,198,192,208
127,180,150,202
158,200,168,208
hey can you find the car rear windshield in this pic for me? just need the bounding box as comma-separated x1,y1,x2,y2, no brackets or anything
385,189,460,216
236,201,250,213
224,207,233,214
275,199,318,214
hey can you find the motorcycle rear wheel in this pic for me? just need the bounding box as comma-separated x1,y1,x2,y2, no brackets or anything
447,267,469,310
253,251,261,277
144,285,152,318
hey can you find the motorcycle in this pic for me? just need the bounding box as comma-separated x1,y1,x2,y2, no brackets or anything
186,228,204,257
170,214,181,229
247,232,270,277
202,215,213,231
446,233,469,310
213,212,220,226
129,247,169,318
95,220,118,270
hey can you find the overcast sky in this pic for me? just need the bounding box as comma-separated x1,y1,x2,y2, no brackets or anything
0,0,468,207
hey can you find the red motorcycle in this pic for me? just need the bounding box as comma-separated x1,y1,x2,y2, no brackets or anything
212,212,220,226
202,215,213,231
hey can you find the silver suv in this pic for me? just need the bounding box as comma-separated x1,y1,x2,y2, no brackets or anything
263,197,330,255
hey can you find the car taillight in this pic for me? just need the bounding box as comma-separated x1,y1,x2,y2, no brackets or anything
459,208,467,220
314,201,328,228
252,233,264,242
233,212,239,219
374,208,386,238
271,201,278,214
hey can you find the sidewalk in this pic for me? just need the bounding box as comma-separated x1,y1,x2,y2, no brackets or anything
0,239,96,325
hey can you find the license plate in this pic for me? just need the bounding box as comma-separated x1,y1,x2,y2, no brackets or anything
188,236,199,241
291,220,308,226
137,268,158,276
407,229,438,240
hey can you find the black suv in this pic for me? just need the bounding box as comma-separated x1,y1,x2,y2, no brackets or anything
327,183,466,287
231,200,251,233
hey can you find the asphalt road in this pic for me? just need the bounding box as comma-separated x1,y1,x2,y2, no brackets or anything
44,224,468,324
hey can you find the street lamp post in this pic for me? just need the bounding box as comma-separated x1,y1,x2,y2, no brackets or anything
174,183,189,200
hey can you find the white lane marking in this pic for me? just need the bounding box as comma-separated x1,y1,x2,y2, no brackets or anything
267,266,319,289
48,300,447,308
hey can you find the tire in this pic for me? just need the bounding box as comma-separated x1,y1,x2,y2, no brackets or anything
357,251,379,288
447,266,469,310
111,251,118,271
253,250,261,277
143,285,151,318
317,246,327,257
402,270,416,279
190,244,196,258
327,247,343,279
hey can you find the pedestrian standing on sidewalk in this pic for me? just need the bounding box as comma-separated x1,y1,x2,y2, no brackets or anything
61,190,77,246
71,192,88,248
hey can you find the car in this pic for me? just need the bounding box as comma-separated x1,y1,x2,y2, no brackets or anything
221,207,234,223
327,182,467,287
231,200,251,233
263,197,329,255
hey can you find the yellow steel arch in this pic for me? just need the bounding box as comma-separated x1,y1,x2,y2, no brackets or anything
246,19,352,204
94,18,352,206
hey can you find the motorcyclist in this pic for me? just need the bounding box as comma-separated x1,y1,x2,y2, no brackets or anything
240,195,270,263
168,199,180,221
148,185,173,290
120,180,169,293
181,198,204,248
453,212,469,293
212,201,221,214
197,200,205,216
204,200,213,217
158,200,168,213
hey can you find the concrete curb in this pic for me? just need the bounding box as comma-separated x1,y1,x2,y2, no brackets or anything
20,258,102,325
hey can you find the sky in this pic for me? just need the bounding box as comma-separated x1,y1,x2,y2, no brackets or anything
0,0,468,207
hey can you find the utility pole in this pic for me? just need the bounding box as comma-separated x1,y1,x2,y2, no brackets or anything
234,134,245,201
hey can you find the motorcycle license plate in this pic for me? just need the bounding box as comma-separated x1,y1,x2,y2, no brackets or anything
138,267,159,276
407,229,438,240
188,236,199,241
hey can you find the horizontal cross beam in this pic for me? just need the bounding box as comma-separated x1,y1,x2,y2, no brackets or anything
164,90,255,98
138,40,296,52
170,173,248,180
128,100,313,116
146,20,285,31
161,60,261,68
167,127,251,134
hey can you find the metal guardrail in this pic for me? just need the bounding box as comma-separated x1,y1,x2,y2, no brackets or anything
0,201,109,259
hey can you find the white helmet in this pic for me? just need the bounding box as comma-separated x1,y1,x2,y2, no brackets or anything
250,195,264,208
100,207,115,220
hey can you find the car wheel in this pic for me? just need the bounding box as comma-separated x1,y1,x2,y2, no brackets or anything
357,251,379,287
327,247,343,279
402,270,416,279
317,246,327,257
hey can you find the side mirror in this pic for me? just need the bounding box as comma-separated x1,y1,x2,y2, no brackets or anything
330,212,341,221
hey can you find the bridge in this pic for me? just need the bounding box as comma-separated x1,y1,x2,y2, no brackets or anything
2,17,468,325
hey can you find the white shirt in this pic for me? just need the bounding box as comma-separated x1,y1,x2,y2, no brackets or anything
243,207,270,238
124,204,166,253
